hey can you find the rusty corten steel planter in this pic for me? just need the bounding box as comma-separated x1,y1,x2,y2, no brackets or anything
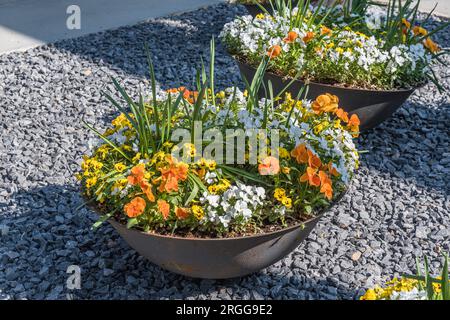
105,187,346,279
237,60,417,131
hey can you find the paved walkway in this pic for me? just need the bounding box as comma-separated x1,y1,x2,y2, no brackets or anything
0,0,221,54
374,0,449,18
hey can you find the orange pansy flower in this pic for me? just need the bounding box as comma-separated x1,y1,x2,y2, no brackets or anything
290,143,309,164
140,180,155,202
423,37,440,53
267,45,282,58
284,31,298,43
412,26,427,36
335,108,349,123
157,199,170,220
321,26,332,36
158,155,189,193
312,94,339,114
327,162,340,177
318,170,331,185
258,156,280,176
300,167,321,187
124,197,146,218
302,31,315,44
175,207,190,220
127,163,146,185
320,182,333,200
401,18,411,29
307,150,322,169
348,113,360,127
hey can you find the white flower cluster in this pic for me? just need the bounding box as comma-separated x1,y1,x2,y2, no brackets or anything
389,288,428,300
200,183,266,228
220,5,433,88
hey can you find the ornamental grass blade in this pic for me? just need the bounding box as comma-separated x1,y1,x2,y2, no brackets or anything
145,43,161,137
82,120,132,162
218,164,272,187
424,256,435,300
442,253,449,300
210,37,216,106
92,211,114,230
102,91,138,130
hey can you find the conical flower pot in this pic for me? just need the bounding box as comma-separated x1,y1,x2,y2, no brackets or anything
109,216,320,279
102,189,347,279
237,60,416,131
244,4,274,17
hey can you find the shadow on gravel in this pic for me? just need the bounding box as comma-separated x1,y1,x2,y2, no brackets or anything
1,184,361,300
50,3,243,90
358,100,450,195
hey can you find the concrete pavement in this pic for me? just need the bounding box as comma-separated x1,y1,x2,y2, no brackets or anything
0,0,221,54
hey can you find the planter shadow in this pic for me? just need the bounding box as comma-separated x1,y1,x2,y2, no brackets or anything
237,60,416,131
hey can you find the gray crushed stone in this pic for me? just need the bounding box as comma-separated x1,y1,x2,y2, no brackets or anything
0,3,449,300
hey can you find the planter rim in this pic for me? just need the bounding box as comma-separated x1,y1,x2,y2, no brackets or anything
93,185,349,242
235,57,422,94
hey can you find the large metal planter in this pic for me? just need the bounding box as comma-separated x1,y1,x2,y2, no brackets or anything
109,215,322,279
237,60,416,131
104,187,346,279
244,4,275,17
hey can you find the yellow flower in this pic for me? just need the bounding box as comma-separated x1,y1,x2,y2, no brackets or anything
183,143,196,157
216,91,226,99
360,288,377,300
132,153,141,163
282,166,290,174
335,47,344,54
207,159,217,170
274,188,286,201
114,162,126,172
112,113,131,129
153,151,165,162
192,205,204,220
163,141,174,149
281,196,292,208
208,185,219,195
197,158,208,168
255,13,265,20
278,147,290,159
86,177,98,189
95,145,110,160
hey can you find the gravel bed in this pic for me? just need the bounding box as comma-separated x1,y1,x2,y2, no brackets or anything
0,3,449,300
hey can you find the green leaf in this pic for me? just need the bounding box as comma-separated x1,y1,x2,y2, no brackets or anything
441,253,449,300
304,205,312,214
424,256,435,300
218,164,272,187
126,218,138,229
185,176,200,206
92,212,113,230
82,121,132,162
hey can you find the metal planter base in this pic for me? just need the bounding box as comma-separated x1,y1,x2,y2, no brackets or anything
109,216,322,279
237,60,416,131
